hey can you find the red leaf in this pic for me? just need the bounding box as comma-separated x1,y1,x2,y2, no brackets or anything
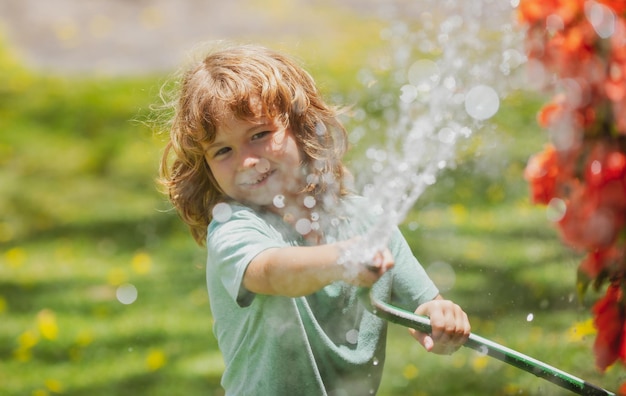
593,284,625,371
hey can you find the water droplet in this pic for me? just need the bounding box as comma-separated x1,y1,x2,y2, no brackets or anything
526,313,534,322
500,49,525,75
423,174,436,185
371,161,384,173
464,85,500,120
557,78,584,108
438,127,456,144
408,59,440,92
295,218,312,235
525,59,548,90
273,195,285,209
372,357,379,366
310,212,320,221
306,173,319,185
254,158,270,173
116,283,138,305
590,160,602,175
303,196,316,208
546,14,565,34
476,345,488,356
586,1,616,38
546,198,566,222
346,329,359,344
443,76,457,91
399,84,418,103
212,202,232,223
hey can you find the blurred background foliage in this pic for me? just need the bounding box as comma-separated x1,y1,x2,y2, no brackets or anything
0,1,623,395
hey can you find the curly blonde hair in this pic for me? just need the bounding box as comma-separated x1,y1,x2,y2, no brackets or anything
159,44,350,245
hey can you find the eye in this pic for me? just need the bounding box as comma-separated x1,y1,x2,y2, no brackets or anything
251,131,271,141
213,147,231,157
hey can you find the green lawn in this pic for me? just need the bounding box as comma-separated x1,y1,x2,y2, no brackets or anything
0,24,622,396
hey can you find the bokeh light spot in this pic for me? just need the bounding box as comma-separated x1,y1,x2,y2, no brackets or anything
212,202,232,223
273,194,286,208
295,218,312,235
408,59,440,92
546,198,566,222
346,329,359,344
464,85,500,120
116,283,138,305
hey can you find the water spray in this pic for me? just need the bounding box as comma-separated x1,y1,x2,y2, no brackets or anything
341,1,618,394
344,1,525,262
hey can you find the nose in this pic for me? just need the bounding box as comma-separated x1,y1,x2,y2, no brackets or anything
237,146,269,173
241,156,259,169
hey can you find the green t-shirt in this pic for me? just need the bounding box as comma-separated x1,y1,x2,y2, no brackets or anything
206,196,438,395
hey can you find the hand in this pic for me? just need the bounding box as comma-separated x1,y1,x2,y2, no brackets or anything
409,296,470,355
338,243,394,287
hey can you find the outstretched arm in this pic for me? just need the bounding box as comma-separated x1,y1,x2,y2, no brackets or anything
409,294,471,354
243,242,394,297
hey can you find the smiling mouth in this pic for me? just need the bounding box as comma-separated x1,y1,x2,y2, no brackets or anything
240,169,275,186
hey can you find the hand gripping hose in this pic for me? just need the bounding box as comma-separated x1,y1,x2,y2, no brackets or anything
358,288,616,396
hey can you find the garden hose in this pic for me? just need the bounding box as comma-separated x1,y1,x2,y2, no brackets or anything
358,288,616,396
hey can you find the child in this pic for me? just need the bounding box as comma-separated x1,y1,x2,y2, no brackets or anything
159,43,470,395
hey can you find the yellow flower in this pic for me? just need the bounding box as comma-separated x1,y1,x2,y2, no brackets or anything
45,378,64,393
0,295,7,313
146,349,167,371
13,347,32,362
472,355,489,373
567,318,596,342
402,363,419,379
4,247,26,268
131,252,152,275
37,310,58,341
107,267,127,286
75,330,94,347
18,329,39,349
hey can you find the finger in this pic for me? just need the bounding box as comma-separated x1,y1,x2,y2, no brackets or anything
455,310,471,343
408,328,434,352
365,251,383,273
381,249,394,271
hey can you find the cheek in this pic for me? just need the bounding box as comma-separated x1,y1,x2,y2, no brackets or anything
277,134,303,164
205,160,229,188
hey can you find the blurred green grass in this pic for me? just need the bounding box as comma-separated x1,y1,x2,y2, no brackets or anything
0,22,623,396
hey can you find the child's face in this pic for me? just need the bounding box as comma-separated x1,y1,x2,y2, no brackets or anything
202,115,304,209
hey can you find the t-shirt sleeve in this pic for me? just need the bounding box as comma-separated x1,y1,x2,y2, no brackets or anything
206,207,285,307
388,226,439,311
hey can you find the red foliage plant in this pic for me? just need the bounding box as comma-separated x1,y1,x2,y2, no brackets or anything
518,0,626,385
